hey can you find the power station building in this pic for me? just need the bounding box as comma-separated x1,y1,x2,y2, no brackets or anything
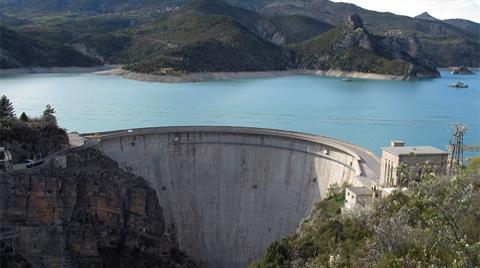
380,141,448,186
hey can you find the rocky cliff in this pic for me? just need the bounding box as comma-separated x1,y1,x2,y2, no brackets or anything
0,147,196,268
295,14,440,79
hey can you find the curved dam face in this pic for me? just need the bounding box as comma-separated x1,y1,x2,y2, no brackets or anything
90,127,375,267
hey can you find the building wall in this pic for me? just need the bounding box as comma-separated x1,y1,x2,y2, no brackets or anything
380,151,399,186
399,154,448,177
345,188,359,210
95,127,365,268
380,151,448,186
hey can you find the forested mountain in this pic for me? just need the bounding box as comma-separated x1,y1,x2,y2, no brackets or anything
1,0,479,77
0,26,100,68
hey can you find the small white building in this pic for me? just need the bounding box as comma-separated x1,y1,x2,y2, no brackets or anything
380,141,448,186
344,186,372,210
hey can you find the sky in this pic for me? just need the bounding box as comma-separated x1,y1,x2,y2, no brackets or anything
330,0,480,22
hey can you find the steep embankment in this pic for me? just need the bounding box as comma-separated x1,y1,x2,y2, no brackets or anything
0,147,196,268
294,15,440,79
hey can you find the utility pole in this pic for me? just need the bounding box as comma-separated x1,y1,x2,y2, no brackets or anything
448,122,469,175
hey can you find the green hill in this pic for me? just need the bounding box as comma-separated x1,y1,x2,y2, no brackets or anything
0,26,100,68
123,12,293,73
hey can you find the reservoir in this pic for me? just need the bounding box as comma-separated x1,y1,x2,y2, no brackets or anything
1,69,478,155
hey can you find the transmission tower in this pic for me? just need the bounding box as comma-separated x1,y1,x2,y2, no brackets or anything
448,122,470,174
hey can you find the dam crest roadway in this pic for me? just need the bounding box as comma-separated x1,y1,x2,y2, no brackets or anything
82,126,380,268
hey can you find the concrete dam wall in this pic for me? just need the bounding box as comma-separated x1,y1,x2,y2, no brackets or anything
89,126,377,267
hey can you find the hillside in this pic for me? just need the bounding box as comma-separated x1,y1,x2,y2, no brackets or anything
229,0,480,67
0,0,190,15
123,11,294,73
252,168,480,267
413,11,480,37
266,15,334,45
0,26,100,68
294,15,439,78
1,0,478,74
184,0,334,45
443,18,480,37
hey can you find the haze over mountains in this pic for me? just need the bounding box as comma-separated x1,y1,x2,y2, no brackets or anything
1,0,479,78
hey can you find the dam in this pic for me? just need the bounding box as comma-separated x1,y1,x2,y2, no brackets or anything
84,126,380,267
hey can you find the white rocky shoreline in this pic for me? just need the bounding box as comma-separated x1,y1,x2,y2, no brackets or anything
96,66,440,82
1,65,441,82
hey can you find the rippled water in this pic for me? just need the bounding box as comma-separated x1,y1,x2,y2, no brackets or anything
1,69,479,155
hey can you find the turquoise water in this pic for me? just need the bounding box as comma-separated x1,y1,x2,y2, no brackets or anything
1,70,479,155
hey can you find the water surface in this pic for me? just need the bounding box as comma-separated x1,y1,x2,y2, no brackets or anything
1,70,479,155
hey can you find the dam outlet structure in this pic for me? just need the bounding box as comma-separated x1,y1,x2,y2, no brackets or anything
84,126,379,268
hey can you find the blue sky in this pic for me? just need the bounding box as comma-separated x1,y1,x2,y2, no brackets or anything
330,0,480,22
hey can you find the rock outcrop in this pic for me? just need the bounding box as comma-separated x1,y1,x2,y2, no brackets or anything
0,147,196,268
296,14,440,79
451,66,475,74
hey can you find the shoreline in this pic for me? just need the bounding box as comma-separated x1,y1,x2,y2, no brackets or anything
0,65,117,76
0,65,443,82
97,67,439,83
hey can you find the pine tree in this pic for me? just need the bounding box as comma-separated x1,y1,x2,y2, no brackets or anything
42,104,57,126
0,95,15,118
19,112,29,122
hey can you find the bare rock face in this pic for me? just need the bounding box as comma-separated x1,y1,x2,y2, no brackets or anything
333,14,372,52
0,147,196,268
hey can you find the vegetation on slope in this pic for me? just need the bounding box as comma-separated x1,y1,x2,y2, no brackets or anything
234,0,480,66
2,0,476,73
443,19,480,37
123,11,293,73
0,26,100,68
294,15,438,77
0,0,190,15
0,95,68,162
266,15,334,45
252,166,480,268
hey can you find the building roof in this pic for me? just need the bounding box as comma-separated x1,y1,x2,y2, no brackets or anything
382,146,448,156
346,186,372,196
